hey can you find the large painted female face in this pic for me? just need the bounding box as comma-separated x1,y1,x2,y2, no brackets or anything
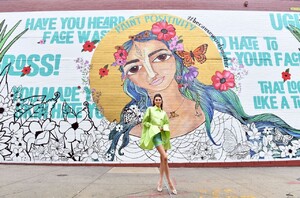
123,40,176,92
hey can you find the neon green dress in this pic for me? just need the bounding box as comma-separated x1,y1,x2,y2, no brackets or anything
140,106,171,150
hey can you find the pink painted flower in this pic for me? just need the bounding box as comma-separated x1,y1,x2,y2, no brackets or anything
151,21,176,41
171,36,179,43
211,70,235,91
112,59,126,66
114,49,128,60
169,41,177,51
168,36,184,51
176,75,182,80
176,43,184,51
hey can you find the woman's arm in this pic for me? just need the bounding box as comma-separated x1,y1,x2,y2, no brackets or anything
162,111,170,132
142,107,152,128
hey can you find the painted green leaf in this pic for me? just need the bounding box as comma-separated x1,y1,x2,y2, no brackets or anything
0,20,28,62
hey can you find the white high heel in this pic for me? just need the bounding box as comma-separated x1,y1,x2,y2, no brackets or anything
171,188,177,195
157,182,163,192
169,182,177,195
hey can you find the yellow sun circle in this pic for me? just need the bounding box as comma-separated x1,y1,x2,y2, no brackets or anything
90,14,223,122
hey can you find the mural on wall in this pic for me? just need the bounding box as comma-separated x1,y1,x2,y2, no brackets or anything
0,11,300,163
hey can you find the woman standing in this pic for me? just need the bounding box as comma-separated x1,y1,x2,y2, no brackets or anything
140,93,177,195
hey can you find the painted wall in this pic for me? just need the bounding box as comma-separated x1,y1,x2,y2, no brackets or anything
0,10,300,164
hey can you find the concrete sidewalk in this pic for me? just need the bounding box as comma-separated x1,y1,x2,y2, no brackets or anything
0,164,300,198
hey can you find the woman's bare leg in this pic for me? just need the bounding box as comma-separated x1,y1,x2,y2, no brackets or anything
163,149,176,193
156,145,167,189
159,155,164,184
164,150,172,185
156,146,177,194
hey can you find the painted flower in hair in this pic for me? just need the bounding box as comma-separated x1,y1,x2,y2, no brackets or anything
115,124,123,132
169,36,184,51
211,70,235,91
178,84,184,89
281,68,291,82
246,123,261,140
82,40,99,52
112,47,128,66
112,59,126,67
114,48,128,60
151,21,176,41
105,153,113,161
99,64,109,78
183,66,199,82
21,65,31,77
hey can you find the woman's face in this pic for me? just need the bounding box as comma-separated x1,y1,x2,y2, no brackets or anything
154,96,162,108
123,40,176,91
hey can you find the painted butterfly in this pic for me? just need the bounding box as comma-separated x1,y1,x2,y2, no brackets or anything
223,128,250,159
176,44,208,67
274,128,293,145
